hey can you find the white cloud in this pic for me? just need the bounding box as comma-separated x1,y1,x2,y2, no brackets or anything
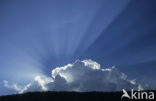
3,80,22,91
4,59,142,93
19,75,53,93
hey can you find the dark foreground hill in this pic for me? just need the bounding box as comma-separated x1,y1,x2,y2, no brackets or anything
0,90,155,101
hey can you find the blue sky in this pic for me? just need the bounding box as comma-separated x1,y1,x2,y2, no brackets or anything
0,0,156,95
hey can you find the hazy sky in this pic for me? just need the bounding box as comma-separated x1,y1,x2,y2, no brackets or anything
0,0,156,95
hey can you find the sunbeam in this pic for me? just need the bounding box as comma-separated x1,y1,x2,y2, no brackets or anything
0,0,156,96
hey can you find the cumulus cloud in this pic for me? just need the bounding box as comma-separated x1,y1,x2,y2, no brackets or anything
4,59,142,93
3,80,22,91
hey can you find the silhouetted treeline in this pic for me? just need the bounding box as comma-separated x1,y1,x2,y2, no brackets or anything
0,90,155,101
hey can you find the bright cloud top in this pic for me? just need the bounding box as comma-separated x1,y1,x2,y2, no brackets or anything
4,59,142,93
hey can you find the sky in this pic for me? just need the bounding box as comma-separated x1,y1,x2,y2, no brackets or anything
0,0,156,95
